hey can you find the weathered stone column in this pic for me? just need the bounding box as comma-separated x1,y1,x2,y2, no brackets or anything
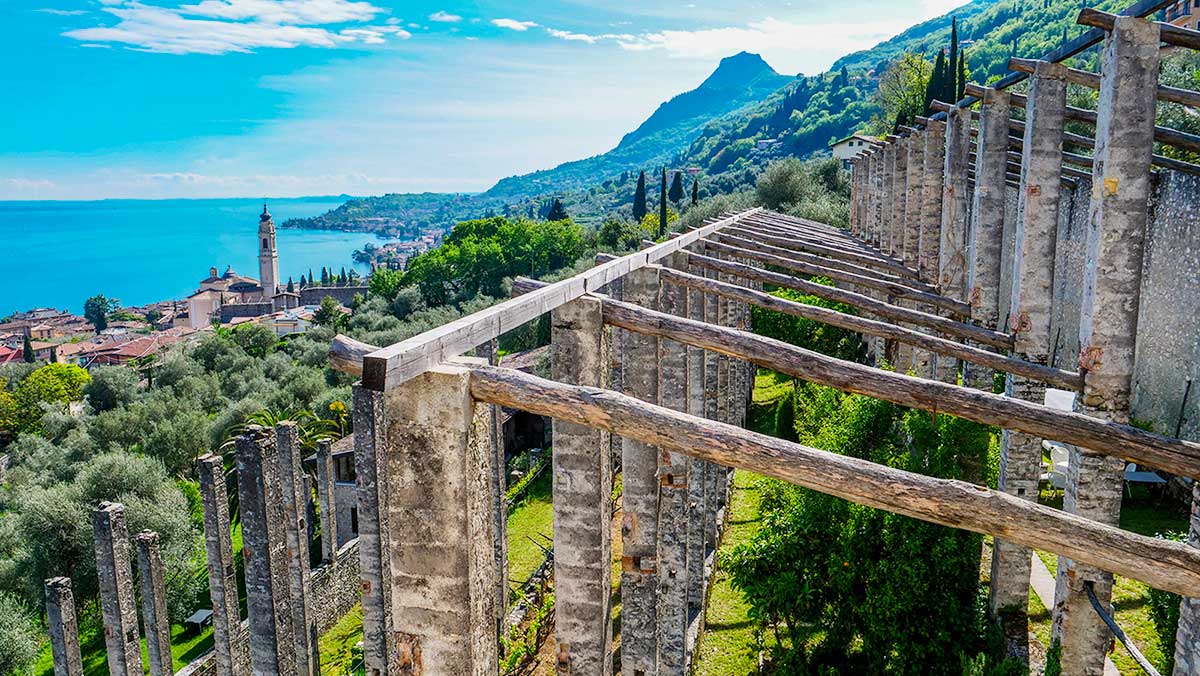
1176,482,1200,675
315,439,339,562
941,106,972,302
135,531,174,676
1052,16,1160,676
965,87,1011,390
904,131,925,267
551,296,613,676
379,358,500,675
656,254,690,675
277,422,316,676
990,61,1067,631
485,337,509,625
702,256,721,554
880,143,895,255
621,266,661,674
891,137,909,258
354,384,399,676
92,502,142,676
45,577,84,676
921,121,946,283
850,158,861,237
237,428,297,676
197,454,239,676
684,252,708,613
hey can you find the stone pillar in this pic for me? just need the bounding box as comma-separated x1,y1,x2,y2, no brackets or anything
941,105,972,303
880,143,895,255
891,137,909,258
551,297,613,676
236,428,298,676
921,121,946,284
354,384,400,676
990,61,1067,630
965,87,1011,390
904,131,925,267
136,531,174,676
1052,16,1159,676
92,502,142,676
684,253,709,612
485,338,509,623
621,266,661,675
197,454,239,676
703,262,721,553
45,577,84,676
276,422,316,676
849,158,861,237
1176,482,1200,675
657,254,690,676
315,439,339,562
379,358,500,675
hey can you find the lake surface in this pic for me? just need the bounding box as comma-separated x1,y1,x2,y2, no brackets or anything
1,197,383,316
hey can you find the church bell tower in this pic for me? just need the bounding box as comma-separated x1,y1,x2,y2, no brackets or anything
258,203,279,296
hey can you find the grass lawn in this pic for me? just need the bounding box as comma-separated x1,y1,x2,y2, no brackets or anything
507,469,555,595
31,617,216,676
317,603,364,675
1030,488,1189,675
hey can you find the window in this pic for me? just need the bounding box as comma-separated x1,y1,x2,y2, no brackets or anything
350,507,359,535
262,238,269,250
334,454,356,483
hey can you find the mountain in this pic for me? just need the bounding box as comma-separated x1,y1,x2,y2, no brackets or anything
481,52,791,201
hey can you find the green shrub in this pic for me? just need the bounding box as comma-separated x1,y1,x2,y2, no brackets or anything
772,388,798,442
1148,531,1186,673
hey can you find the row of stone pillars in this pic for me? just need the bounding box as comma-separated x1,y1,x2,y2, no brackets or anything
350,248,754,676
850,14,1199,675
44,421,349,676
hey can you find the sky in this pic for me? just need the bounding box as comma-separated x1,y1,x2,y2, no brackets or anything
0,0,968,200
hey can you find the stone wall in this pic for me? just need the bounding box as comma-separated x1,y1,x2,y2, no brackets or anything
299,286,367,307
219,302,273,322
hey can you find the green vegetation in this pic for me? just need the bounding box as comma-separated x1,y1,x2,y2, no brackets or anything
83,295,119,333
507,470,554,591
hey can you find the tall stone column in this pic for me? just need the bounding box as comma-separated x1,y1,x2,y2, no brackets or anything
921,121,946,283
551,297,613,676
1052,16,1159,676
355,384,400,676
891,137,909,258
941,106,972,302
45,577,84,676
315,439,339,562
990,61,1067,632
880,143,895,255
621,266,662,674
197,454,240,676
276,422,316,676
136,531,174,676
379,358,500,675
237,428,298,676
92,502,142,676
904,131,925,267
965,87,1011,390
702,257,722,554
684,252,709,613
485,338,509,625
1176,482,1200,675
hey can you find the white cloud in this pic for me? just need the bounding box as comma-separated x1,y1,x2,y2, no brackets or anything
178,0,383,25
62,0,405,54
428,10,461,23
36,8,89,16
491,18,537,31
545,28,597,43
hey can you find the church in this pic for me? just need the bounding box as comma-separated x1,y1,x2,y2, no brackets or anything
182,205,301,329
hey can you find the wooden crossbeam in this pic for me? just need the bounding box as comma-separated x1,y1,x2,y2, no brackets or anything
1078,7,1200,49
723,221,921,280
1009,56,1200,108
358,207,761,390
466,364,1200,598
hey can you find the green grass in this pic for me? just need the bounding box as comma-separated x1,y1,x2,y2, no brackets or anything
507,469,555,594
31,617,216,676
317,603,364,675
1031,488,1189,675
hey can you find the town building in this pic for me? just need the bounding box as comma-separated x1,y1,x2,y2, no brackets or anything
829,133,880,166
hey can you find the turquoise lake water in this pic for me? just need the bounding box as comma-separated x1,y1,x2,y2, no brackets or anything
2,197,383,316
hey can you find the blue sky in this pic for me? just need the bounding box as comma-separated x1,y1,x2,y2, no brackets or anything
0,0,965,200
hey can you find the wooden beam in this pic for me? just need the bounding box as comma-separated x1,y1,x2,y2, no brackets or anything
703,236,969,317
358,208,762,390
599,296,1200,480
723,221,921,280
466,365,1200,598
1009,56,1200,108
1078,7,1200,50
684,250,1013,350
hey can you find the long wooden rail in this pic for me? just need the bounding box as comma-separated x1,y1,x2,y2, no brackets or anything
358,208,761,390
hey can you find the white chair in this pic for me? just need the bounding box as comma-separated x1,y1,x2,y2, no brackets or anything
1039,388,1076,498
1123,462,1167,497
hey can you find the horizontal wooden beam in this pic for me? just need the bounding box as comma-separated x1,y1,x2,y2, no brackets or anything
700,235,964,316
599,296,1200,480
711,231,929,290
724,221,922,281
684,250,1013,350
1008,56,1200,108
1078,7,1200,50
358,207,762,391
466,364,1200,597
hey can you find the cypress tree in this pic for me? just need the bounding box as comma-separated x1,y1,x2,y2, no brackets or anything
287,277,295,293
340,267,348,285
691,177,699,206
633,170,647,222
925,50,946,114
838,64,850,89
321,267,329,285
22,335,34,363
948,18,959,105
659,167,668,238
668,171,684,204
308,268,315,287
546,198,569,221
299,274,306,288
957,48,968,100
